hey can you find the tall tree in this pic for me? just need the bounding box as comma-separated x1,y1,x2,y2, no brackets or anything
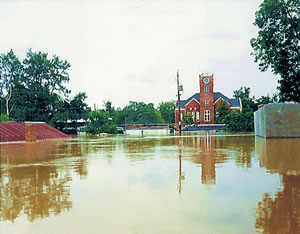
0,50,23,116
69,92,90,122
250,0,300,102
233,86,256,112
158,101,175,123
22,49,71,121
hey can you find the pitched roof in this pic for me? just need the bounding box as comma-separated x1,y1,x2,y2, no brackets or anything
176,93,200,109
213,92,241,107
176,92,241,109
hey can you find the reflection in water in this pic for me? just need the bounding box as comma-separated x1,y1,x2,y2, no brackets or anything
175,134,217,185
255,137,300,233
1,166,72,222
215,135,254,168
200,135,216,185
123,138,156,162
174,133,256,186
1,134,299,233
0,139,93,222
177,138,185,195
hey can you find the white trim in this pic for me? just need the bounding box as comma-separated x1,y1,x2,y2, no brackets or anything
239,97,242,112
214,97,229,105
184,98,200,107
204,110,210,122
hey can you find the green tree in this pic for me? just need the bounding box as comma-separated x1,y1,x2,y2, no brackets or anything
0,49,91,128
183,113,194,125
0,50,23,116
21,49,71,122
233,86,256,112
85,110,117,134
48,97,70,130
250,0,300,102
255,93,280,105
0,114,12,122
223,110,254,132
116,101,164,124
103,100,114,114
215,101,230,123
158,101,175,123
69,92,90,122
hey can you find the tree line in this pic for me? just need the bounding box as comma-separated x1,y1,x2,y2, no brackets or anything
0,48,291,134
0,49,90,129
0,50,174,134
215,86,279,132
84,100,175,134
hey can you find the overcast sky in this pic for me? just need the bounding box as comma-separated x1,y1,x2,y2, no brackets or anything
0,0,279,108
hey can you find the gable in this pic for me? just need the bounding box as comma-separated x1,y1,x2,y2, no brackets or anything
176,92,241,109
185,98,199,107
214,97,230,105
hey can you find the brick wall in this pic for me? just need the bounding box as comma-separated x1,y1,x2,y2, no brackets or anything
199,75,214,124
25,123,37,142
184,99,200,123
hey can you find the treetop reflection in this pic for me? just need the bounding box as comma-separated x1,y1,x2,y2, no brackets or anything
255,137,300,233
0,139,94,222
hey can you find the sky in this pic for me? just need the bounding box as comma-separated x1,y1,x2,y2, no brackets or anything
0,0,279,108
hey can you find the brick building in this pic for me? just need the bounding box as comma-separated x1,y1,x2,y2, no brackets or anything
175,74,242,125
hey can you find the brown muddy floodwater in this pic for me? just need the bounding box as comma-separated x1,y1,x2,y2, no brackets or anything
0,133,299,234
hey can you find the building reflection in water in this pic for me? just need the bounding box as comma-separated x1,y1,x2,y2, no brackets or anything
175,133,217,188
0,139,91,222
255,137,300,233
200,134,216,185
174,133,256,194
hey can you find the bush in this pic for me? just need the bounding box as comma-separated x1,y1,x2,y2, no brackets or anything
223,110,254,132
0,114,12,122
183,113,194,125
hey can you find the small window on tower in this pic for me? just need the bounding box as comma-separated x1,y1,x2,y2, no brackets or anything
205,100,209,104
204,86,209,93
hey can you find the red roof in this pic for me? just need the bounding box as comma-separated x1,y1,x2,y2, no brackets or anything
0,122,69,142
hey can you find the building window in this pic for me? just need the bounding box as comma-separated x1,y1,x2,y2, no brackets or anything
204,110,210,122
205,100,209,104
180,113,183,120
204,86,209,93
196,112,200,122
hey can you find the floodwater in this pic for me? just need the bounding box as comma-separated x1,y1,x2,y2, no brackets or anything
0,133,299,234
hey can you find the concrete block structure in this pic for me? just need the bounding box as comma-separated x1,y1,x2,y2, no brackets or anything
254,103,300,138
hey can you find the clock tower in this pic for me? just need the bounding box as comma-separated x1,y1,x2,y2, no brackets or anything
199,74,214,124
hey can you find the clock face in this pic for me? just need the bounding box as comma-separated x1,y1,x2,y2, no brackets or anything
203,78,209,84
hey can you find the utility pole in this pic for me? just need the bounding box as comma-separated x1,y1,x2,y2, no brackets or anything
177,70,182,135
